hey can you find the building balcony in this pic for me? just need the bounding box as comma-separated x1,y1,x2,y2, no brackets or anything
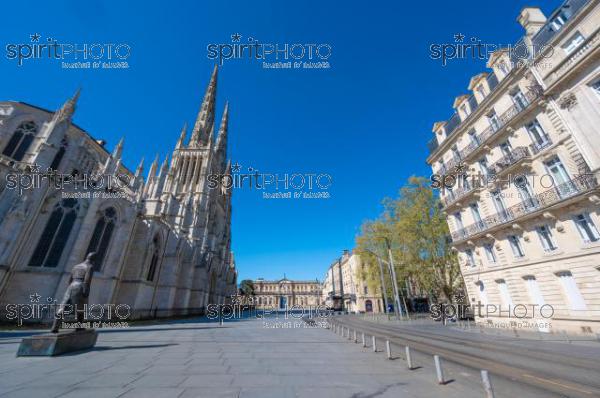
490,147,530,175
529,137,553,155
445,155,463,174
435,88,541,172
451,173,599,242
442,183,476,208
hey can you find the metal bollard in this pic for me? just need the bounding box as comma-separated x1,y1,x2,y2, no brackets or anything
481,370,495,398
434,355,445,385
353,329,358,343
386,340,392,359
362,332,366,347
372,335,377,352
347,328,352,341
405,346,413,370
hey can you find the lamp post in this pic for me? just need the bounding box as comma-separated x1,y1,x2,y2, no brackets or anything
384,239,404,320
376,257,389,314
365,248,403,320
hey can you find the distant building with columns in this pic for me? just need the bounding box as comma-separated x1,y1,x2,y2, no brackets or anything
253,277,322,309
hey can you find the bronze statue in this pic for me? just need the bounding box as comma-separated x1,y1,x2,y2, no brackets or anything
51,252,95,333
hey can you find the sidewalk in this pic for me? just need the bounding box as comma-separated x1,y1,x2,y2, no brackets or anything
0,315,525,397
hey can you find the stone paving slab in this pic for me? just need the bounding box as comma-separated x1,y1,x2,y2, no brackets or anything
0,316,544,397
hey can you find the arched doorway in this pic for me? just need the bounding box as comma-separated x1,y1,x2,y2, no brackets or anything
365,300,373,313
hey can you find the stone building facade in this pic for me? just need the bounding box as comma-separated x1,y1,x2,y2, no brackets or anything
253,277,321,309
0,66,237,322
426,0,600,334
322,250,383,313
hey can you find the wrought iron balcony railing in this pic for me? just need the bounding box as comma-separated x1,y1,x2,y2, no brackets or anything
451,173,598,242
441,183,475,207
435,88,541,173
490,147,530,175
529,137,553,155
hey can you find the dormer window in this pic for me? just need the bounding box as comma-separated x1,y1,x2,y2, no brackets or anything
550,10,569,31
498,62,510,76
476,85,487,99
459,103,469,118
563,32,585,55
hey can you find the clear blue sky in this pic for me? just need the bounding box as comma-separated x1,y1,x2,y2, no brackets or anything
1,0,561,282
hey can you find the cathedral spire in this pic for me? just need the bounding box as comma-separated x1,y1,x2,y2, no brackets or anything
176,123,187,149
189,65,218,147
54,88,81,123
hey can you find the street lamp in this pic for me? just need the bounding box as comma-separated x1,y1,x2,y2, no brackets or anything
384,238,405,320
375,257,389,314
364,248,404,320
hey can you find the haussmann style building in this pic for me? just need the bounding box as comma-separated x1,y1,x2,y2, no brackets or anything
0,66,237,322
426,0,600,334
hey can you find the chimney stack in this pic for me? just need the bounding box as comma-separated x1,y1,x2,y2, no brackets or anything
518,7,547,37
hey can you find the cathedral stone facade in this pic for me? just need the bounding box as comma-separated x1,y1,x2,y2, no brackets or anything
0,66,237,322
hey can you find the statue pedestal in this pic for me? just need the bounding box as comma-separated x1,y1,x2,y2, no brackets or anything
17,329,98,356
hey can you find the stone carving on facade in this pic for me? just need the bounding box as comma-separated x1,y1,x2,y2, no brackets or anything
558,92,578,110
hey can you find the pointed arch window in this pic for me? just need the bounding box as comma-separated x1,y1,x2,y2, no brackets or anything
3,121,37,161
29,199,79,268
50,138,68,171
146,236,161,281
86,207,117,271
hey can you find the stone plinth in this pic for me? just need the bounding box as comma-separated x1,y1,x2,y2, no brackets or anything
17,329,98,356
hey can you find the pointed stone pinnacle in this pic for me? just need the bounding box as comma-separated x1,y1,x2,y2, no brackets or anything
112,137,124,159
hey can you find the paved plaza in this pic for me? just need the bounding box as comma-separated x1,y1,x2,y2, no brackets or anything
0,315,541,398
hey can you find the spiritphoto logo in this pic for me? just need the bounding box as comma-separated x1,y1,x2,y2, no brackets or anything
205,302,332,322
5,163,134,199
3,292,131,326
4,33,131,69
207,162,332,200
429,33,554,66
430,298,554,321
207,33,332,69
430,162,597,193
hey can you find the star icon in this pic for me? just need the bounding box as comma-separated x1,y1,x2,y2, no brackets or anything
231,33,242,42
453,292,466,302
29,163,41,173
454,162,466,174
454,33,465,43
231,162,242,173
30,33,41,42
29,293,41,303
